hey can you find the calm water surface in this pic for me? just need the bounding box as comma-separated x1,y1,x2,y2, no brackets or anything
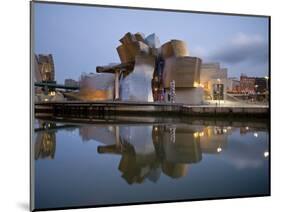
34,119,269,209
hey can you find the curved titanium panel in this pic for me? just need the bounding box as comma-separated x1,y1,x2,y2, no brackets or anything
163,56,201,88
161,40,189,59
120,54,155,102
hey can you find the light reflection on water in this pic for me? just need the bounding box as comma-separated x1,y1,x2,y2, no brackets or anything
34,119,269,209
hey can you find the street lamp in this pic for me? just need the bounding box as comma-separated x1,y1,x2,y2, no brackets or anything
264,76,269,91
264,76,269,103
217,78,221,107
254,85,258,103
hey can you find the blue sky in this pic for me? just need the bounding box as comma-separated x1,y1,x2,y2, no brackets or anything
34,2,269,84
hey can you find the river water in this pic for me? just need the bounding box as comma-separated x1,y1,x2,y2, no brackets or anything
33,118,269,209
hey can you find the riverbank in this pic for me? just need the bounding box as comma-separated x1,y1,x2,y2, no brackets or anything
35,100,269,119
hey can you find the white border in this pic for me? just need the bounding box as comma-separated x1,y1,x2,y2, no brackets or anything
1,0,280,212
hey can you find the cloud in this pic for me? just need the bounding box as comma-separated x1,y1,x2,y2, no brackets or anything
209,33,269,65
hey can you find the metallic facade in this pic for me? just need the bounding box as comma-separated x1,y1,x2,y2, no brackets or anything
97,32,203,103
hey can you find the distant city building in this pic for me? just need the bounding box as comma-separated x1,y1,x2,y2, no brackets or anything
64,78,79,87
240,75,257,93
255,77,267,93
240,75,268,94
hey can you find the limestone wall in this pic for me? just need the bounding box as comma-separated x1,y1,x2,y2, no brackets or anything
165,87,204,105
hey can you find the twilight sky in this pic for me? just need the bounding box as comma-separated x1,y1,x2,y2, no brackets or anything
34,2,269,84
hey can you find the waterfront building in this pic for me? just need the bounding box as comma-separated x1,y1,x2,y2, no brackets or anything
34,53,64,102
77,73,115,101
161,40,189,59
116,32,151,64
162,56,203,104
160,39,203,105
34,54,55,82
200,63,228,100
97,32,204,104
99,32,155,102
120,55,155,102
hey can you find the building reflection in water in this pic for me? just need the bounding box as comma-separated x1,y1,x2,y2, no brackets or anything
79,125,116,145
35,121,268,183
96,124,230,184
98,125,160,184
35,122,56,160
199,126,228,154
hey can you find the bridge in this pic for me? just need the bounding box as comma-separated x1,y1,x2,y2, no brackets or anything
34,82,79,90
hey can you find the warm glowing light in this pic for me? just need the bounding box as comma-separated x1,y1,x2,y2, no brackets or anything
193,132,199,138
223,129,227,133
199,132,204,137
79,89,110,100
44,98,49,102
49,91,56,96
217,78,221,82
264,151,269,158
245,126,249,130
227,126,232,130
155,127,158,131
254,133,258,137
207,128,212,137
217,147,222,153
193,82,205,88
